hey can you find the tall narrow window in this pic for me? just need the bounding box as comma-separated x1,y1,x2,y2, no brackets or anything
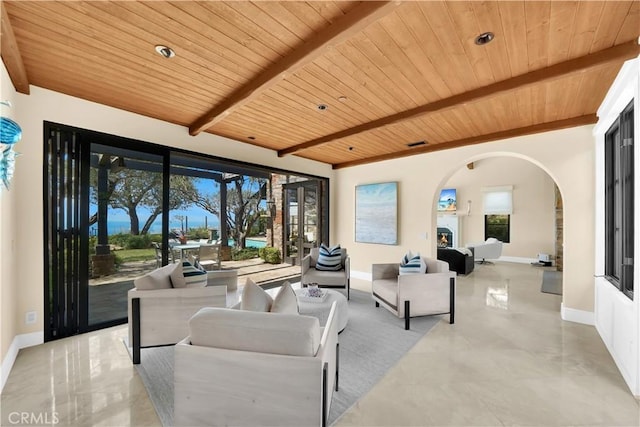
605,101,634,299
483,186,512,243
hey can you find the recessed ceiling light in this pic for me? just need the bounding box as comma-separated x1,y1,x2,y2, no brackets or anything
474,32,494,46
348,146,354,151
317,104,328,111
247,136,256,140
155,45,175,58
338,96,348,102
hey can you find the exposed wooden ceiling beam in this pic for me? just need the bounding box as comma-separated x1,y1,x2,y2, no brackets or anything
0,2,29,94
280,40,639,158
332,114,597,169
189,1,401,136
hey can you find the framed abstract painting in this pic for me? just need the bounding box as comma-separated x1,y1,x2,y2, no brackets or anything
355,182,398,245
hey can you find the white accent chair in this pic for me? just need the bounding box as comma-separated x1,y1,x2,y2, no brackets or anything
301,247,350,299
197,242,222,270
466,238,503,263
371,258,456,330
174,303,339,427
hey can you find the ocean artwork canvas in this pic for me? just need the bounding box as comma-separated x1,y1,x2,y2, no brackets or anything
438,188,457,212
355,182,397,245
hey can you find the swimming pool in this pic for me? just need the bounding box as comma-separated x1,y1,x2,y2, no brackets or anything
227,238,267,248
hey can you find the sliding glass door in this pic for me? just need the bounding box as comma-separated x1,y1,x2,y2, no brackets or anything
283,180,321,265
87,144,164,327
45,122,329,340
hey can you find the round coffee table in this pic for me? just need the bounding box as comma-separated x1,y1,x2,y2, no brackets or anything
295,289,349,332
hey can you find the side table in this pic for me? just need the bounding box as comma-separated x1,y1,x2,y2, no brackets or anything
295,289,349,332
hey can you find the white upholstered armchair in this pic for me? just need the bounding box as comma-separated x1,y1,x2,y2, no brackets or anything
302,247,350,300
174,303,339,427
466,238,503,263
371,258,456,330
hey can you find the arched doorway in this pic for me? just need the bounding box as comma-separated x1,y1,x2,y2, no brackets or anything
431,154,565,300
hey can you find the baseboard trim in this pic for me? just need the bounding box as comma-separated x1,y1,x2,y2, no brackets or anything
1,331,44,393
498,256,538,264
561,303,595,325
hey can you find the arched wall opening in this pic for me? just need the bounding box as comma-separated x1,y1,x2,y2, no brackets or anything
430,153,565,301
333,125,595,324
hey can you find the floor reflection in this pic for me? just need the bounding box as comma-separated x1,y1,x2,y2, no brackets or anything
486,279,509,309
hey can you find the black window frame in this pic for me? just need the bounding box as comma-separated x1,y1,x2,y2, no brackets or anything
604,100,634,300
484,214,510,243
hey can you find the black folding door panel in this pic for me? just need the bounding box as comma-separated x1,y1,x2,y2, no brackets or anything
44,125,89,341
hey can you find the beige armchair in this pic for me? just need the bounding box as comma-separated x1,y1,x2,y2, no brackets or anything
371,258,455,330
174,303,339,427
302,247,350,300
127,263,228,364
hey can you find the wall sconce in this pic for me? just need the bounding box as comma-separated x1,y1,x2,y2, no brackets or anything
466,200,472,215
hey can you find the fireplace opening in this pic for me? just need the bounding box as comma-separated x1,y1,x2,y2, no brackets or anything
437,227,453,248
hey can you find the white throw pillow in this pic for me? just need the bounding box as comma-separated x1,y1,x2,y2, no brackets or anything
241,278,273,312
170,261,186,288
134,263,175,290
270,281,299,314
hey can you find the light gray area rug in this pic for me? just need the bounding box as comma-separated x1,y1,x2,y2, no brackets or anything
134,289,440,426
541,270,563,295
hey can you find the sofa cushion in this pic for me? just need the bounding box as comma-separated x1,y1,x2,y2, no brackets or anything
270,281,299,314
372,278,398,307
134,263,176,290
399,254,426,275
182,261,208,288
302,268,347,287
316,244,343,271
189,307,321,356
241,278,273,312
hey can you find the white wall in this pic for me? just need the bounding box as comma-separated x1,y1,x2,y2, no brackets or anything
593,58,640,397
0,62,19,391
334,125,595,322
443,157,556,260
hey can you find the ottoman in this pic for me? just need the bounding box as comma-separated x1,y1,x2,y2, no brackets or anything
295,289,349,332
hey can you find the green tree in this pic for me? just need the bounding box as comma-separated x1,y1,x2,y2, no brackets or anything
90,165,196,235
177,176,266,248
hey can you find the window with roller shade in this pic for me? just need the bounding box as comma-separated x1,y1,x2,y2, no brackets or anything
483,186,512,243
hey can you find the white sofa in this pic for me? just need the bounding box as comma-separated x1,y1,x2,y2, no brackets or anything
372,257,456,330
174,302,339,427
466,237,503,263
127,262,230,364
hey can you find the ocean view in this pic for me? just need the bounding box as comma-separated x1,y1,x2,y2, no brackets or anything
92,219,220,236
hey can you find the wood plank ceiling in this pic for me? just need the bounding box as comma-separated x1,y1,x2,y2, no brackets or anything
1,1,638,168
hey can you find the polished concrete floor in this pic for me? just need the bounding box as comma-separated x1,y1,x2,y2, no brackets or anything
2,262,639,426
